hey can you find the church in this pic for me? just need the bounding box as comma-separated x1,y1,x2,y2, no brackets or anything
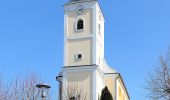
56,0,130,100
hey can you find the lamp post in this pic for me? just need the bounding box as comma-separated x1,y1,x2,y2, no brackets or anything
56,73,63,100
36,84,51,100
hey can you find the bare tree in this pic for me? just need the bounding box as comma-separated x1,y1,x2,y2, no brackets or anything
0,72,51,100
64,83,87,100
0,73,11,100
146,50,170,100
9,72,51,100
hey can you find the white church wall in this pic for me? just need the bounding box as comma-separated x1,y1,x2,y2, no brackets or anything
96,2,104,58
93,2,105,68
104,75,115,98
92,2,97,65
96,40,103,70
66,9,93,36
67,38,93,66
62,66,96,100
67,72,92,100
95,68,105,100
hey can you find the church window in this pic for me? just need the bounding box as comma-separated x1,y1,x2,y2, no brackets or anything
77,19,84,30
78,54,82,59
75,53,83,61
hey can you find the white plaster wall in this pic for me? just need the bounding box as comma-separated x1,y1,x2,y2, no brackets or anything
94,2,105,68
62,66,97,100
67,38,92,66
66,71,92,100
67,9,93,36
95,68,105,100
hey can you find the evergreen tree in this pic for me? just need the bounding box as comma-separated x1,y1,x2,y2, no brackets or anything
100,86,113,100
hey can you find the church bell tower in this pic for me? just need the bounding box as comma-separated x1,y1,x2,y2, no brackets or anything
64,0,105,68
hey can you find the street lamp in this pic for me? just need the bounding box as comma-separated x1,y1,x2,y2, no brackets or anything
56,73,63,100
36,84,51,100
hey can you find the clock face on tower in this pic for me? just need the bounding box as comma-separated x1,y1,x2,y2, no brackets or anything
75,5,85,14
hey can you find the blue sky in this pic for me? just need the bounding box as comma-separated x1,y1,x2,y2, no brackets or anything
0,0,170,100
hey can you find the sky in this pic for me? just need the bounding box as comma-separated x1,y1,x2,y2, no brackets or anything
0,0,170,100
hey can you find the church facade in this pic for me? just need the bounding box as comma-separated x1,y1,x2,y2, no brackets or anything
56,0,130,100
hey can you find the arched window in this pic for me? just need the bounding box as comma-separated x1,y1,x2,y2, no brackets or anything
77,19,84,30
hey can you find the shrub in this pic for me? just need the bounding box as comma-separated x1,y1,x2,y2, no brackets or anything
100,86,113,100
